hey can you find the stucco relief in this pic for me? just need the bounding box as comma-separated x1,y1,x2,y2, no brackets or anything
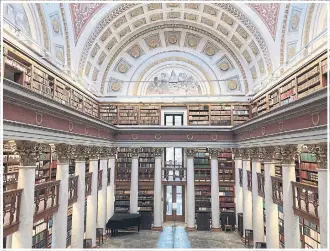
4,3,32,37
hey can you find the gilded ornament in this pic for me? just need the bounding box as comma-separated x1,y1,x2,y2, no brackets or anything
167,12,180,19
205,47,215,56
130,47,140,58
288,46,296,58
52,18,60,33
56,49,64,61
291,13,300,30
148,3,162,11
185,3,199,10
167,3,179,8
168,35,177,44
185,13,197,21
220,62,229,71
227,80,237,90
148,39,158,48
111,82,121,92
187,38,197,47
118,64,128,73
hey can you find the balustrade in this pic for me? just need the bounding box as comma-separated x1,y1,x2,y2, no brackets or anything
85,172,93,196
292,182,319,224
239,169,243,186
271,176,283,206
194,168,211,182
247,170,252,191
139,168,154,181
162,166,186,182
68,176,78,205
3,172,19,191
218,167,235,182
256,173,265,198
3,189,23,236
34,180,60,222
98,169,103,190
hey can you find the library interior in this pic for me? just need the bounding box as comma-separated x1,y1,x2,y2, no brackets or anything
1,2,329,250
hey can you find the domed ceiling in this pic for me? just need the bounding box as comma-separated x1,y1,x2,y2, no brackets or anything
2,2,328,98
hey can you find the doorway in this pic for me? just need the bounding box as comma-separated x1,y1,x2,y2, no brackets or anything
164,185,185,222
164,114,183,126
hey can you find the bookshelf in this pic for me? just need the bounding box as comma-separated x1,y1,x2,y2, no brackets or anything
278,205,285,248
32,217,53,248
232,104,250,126
139,105,160,125
194,149,210,169
209,104,231,126
279,78,297,106
139,147,155,169
115,186,130,213
118,105,139,125
268,89,280,111
99,104,118,125
195,185,211,212
71,90,83,112
32,66,54,97
35,147,54,183
83,97,99,117
54,79,71,105
299,218,320,249
138,189,154,211
188,105,210,125
297,64,321,99
66,206,73,247
299,153,318,186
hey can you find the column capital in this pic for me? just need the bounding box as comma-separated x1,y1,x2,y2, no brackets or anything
185,148,197,157
232,148,243,159
89,146,101,159
250,147,263,161
306,143,327,169
241,148,252,160
260,146,277,162
106,147,117,158
131,147,140,158
71,145,89,161
54,143,73,163
15,140,48,166
99,146,109,159
209,148,219,159
154,148,163,157
278,144,300,164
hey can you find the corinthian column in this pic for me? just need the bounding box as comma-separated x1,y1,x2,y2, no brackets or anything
279,145,300,248
52,144,72,248
97,147,108,230
185,148,197,230
209,148,220,230
130,148,140,213
233,148,243,226
242,148,252,236
106,147,117,220
153,148,164,231
12,141,46,249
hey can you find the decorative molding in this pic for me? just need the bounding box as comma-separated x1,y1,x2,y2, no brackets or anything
250,147,262,160
35,113,43,125
209,148,219,159
15,141,48,166
106,147,117,157
241,148,252,160
185,148,197,157
280,3,290,68
187,134,193,140
36,4,50,51
260,146,277,162
232,148,243,159
311,112,320,126
154,148,163,157
306,143,327,169
132,134,139,140
131,147,140,157
279,144,300,164
89,146,100,159
60,3,71,69
303,4,315,51
54,143,72,162
154,134,161,140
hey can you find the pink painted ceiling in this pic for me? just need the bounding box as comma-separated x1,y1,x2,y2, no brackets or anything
248,3,280,39
70,3,105,44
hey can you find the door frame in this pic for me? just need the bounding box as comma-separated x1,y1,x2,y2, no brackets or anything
163,185,185,222
164,113,183,126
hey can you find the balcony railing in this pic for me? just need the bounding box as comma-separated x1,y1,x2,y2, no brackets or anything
68,176,78,205
107,168,111,185
194,168,211,182
3,189,23,236
292,182,319,224
247,170,252,191
85,172,93,196
257,173,265,198
34,180,60,222
3,172,19,191
139,168,154,181
98,170,103,190
162,166,186,182
271,176,283,206
239,169,243,187
218,167,235,182
116,168,131,182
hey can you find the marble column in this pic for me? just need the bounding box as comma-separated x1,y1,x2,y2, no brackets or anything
153,148,163,231
251,148,264,245
280,145,300,248
185,148,197,230
233,149,243,226
307,143,328,248
210,149,220,230
52,144,71,248
107,148,117,220
242,149,252,236
12,141,43,249
71,145,86,249
97,149,108,230
86,147,99,247
130,148,139,213
262,146,279,249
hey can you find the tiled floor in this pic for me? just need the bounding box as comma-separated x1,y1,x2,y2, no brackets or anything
101,222,245,249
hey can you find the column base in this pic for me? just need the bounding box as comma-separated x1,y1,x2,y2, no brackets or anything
211,227,221,232
152,226,163,232
185,226,196,231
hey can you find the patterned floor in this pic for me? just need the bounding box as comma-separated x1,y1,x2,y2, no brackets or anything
101,222,245,249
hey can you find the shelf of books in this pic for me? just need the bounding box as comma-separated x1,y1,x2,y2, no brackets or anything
299,153,318,186
99,104,118,125
232,104,250,126
209,104,231,126
297,62,321,99
71,89,83,112
3,143,20,191
32,65,54,98
194,149,210,169
195,185,211,212
32,216,53,248
118,105,139,125
139,105,161,125
66,205,73,247
138,188,154,212
54,79,71,106
251,96,267,118
278,205,285,248
115,185,130,213
83,97,99,117
299,217,320,248
188,105,210,125
279,77,297,106
35,147,54,183
268,89,280,111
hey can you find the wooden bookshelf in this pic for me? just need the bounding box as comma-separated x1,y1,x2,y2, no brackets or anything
268,89,280,111
278,205,285,248
66,206,73,247
195,185,211,212
232,104,250,126
35,147,54,184
83,97,98,117
299,218,320,248
71,90,83,112
32,217,52,248
194,149,210,169
118,105,139,125
210,104,231,126
54,79,70,105
32,66,54,97
138,188,154,211
188,105,210,125
115,186,130,213
280,78,297,106
99,104,118,125
139,147,155,169
139,105,160,125
297,62,321,99
299,153,318,186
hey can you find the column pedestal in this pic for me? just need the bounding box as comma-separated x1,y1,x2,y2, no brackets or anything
52,160,69,248
211,158,220,230
12,166,35,249
97,159,107,230
235,158,243,226
186,156,195,230
242,159,252,236
71,160,86,248
130,156,139,213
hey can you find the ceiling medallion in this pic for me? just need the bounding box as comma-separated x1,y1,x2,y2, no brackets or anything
206,47,215,56
168,35,177,44
118,64,128,73
291,14,300,30
52,19,60,33
131,47,140,58
228,80,237,90
188,38,197,47
111,82,121,92
220,62,229,71
148,39,158,48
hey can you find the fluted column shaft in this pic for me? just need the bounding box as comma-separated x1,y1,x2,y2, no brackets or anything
153,148,163,230
235,158,243,225
186,149,196,230
107,156,116,220
130,149,139,213
211,156,220,229
242,158,252,236
97,158,108,230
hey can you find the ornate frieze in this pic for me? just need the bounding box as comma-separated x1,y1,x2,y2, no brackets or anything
185,148,197,157
278,144,300,164
209,148,219,159
15,141,48,166
260,146,277,162
154,148,164,157
131,147,140,157
307,143,327,169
